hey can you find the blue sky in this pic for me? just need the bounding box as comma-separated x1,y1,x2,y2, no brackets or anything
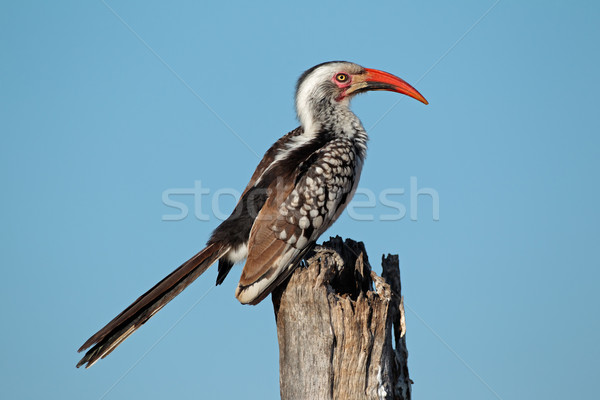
1,1,599,399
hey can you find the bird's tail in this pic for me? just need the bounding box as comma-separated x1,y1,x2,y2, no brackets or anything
76,243,226,368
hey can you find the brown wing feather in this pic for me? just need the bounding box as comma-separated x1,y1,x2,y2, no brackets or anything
240,126,303,197
235,176,305,304
239,179,298,286
235,137,361,305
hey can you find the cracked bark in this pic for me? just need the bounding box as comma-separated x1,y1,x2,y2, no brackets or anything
272,236,411,400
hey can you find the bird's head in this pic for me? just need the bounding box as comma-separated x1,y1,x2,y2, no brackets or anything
295,61,427,132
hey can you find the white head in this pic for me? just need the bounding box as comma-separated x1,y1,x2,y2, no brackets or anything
294,61,428,133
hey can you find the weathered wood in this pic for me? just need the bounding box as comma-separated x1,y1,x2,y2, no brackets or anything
272,236,411,400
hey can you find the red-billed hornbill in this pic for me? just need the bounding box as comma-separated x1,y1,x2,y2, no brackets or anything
77,61,427,368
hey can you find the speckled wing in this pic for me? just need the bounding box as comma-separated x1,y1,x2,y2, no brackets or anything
235,137,361,304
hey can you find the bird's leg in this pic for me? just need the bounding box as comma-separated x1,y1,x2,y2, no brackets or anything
300,241,319,268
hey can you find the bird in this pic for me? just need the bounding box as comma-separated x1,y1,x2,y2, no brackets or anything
77,61,427,368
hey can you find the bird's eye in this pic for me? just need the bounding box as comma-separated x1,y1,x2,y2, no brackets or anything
335,73,349,83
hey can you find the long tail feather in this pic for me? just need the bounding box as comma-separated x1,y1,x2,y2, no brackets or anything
76,243,225,368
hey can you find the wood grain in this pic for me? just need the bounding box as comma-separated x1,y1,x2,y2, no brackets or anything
272,237,411,400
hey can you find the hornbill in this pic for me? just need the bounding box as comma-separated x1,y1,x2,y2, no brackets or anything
77,61,427,368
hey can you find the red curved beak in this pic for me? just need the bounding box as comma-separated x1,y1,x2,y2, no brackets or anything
363,68,428,105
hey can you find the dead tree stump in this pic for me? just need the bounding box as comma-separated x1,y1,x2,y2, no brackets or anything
272,236,411,400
